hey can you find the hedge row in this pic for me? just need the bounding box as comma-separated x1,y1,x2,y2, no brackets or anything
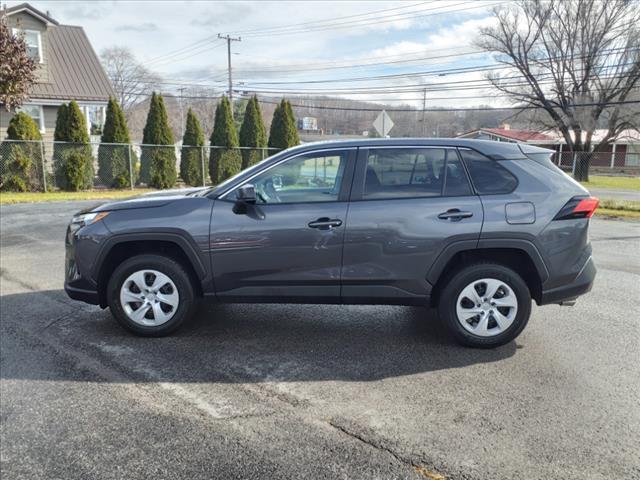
1,95,300,191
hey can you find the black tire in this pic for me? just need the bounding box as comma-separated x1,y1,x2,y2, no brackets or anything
107,254,196,336
437,262,531,348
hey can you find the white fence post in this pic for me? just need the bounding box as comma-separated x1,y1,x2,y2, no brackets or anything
40,140,47,192
610,143,616,168
128,144,134,190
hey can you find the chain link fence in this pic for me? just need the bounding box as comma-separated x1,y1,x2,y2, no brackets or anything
2,139,638,192
0,140,280,192
552,151,640,176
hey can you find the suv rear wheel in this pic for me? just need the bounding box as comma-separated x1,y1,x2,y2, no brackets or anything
107,254,196,336
438,262,531,348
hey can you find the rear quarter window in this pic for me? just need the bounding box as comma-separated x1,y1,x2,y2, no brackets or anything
458,149,518,194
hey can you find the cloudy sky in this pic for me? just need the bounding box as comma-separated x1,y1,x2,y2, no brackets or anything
8,0,506,107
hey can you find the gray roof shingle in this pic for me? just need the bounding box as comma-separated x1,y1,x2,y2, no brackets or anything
30,25,115,102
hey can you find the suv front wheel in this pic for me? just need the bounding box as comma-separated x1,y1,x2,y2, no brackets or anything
107,254,196,336
438,263,531,348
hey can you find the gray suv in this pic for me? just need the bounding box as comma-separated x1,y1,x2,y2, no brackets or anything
65,139,598,348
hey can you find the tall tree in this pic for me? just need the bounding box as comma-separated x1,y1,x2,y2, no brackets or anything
140,92,177,188
233,98,249,133
180,108,205,186
100,46,161,114
98,97,135,188
0,13,37,111
477,0,640,180
209,96,241,183
268,99,300,150
239,95,267,168
0,112,42,191
53,101,94,191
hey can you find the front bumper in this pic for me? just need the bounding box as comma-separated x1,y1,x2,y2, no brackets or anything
539,256,596,305
64,283,100,305
64,219,109,306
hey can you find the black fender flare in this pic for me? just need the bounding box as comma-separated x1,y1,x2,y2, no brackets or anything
91,230,209,282
426,238,549,285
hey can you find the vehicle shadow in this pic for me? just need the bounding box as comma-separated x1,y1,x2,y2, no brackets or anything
0,290,518,384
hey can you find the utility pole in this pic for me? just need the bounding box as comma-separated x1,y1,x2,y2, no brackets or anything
421,88,427,137
217,33,241,107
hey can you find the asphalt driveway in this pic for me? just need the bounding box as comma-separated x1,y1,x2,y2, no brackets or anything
1,201,639,479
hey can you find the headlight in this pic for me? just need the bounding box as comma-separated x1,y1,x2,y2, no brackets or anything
71,211,109,226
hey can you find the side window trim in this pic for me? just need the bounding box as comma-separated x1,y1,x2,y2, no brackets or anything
453,148,478,196
222,148,357,204
351,147,368,202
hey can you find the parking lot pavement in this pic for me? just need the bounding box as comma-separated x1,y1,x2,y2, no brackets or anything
1,201,639,480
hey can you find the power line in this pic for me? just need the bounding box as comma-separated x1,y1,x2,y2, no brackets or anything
245,97,640,113
114,70,639,102
144,38,223,67
113,84,640,112
231,49,486,75
223,0,435,36
236,2,500,38
145,40,226,68
239,62,624,86
140,1,438,69
232,45,478,70
111,49,637,94
235,74,639,95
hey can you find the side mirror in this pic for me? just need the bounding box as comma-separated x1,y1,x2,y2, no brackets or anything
236,184,257,204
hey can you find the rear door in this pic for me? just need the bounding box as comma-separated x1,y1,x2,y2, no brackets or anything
341,146,483,304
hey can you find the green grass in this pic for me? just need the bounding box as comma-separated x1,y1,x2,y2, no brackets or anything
0,189,155,205
595,198,640,219
581,175,640,191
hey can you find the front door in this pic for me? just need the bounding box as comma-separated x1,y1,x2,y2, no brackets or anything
210,148,356,302
341,146,483,304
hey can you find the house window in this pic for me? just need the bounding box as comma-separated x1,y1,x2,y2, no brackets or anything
17,105,45,133
86,105,106,136
12,28,43,63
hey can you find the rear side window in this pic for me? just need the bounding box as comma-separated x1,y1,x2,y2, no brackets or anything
459,149,517,194
364,148,471,199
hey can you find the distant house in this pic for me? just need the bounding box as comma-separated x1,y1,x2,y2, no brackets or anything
456,124,558,148
0,3,114,142
457,124,640,168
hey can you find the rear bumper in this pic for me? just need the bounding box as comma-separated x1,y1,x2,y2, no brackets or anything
539,256,596,305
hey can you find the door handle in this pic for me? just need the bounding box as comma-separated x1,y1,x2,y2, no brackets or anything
308,217,343,229
438,209,473,221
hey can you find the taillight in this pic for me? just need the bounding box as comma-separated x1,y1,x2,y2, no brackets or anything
553,196,600,220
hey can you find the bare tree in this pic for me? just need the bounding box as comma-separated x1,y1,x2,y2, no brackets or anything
477,0,640,180
100,46,162,115
0,12,37,111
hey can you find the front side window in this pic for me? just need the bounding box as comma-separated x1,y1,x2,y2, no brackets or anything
240,150,348,204
459,149,518,194
16,104,44,132
13,29,42,62
364,148,471,199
